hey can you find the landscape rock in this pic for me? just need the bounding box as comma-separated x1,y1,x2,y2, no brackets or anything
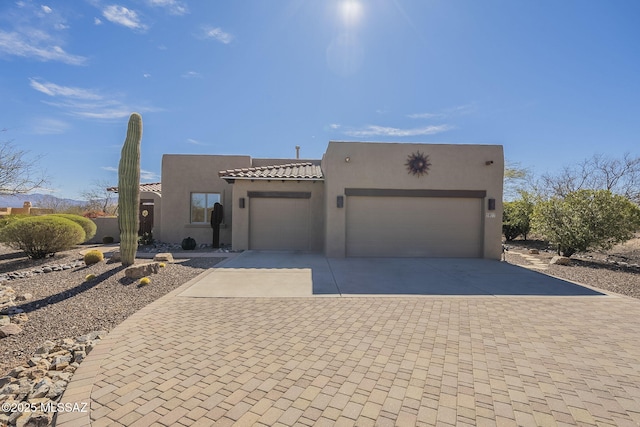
124,262,161,279
15,293,32,302
153,253,174,262
0,331,104,427
0,323,23,338
550,256,571,266
528,249,539,254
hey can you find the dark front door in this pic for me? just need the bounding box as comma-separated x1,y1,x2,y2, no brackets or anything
139,200,154,236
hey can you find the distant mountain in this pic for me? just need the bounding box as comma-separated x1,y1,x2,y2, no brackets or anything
0,193,85,209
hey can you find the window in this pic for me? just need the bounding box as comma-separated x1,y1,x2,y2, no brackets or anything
191,193,221,223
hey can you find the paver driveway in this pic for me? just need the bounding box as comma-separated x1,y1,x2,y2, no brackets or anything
56,256,640,426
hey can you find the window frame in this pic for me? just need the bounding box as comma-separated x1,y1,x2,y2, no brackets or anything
190,192,222,224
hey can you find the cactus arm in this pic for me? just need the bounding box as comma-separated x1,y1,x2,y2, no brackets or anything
118,113,142,266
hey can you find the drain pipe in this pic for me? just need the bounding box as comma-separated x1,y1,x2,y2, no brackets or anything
295,145,300,159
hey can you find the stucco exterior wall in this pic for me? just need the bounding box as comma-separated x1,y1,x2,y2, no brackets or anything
229,179,324,252
90,217,120,243
160,154,251,245
322,141,504,259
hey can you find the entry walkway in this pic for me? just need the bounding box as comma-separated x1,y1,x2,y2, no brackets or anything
56,255,640,426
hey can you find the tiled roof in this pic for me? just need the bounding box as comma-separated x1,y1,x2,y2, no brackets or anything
107,182,162,193
219,162,324,181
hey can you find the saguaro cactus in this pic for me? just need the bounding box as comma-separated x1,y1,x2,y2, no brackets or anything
118,113,142,266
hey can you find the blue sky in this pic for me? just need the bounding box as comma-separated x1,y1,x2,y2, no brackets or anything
1,0,639,200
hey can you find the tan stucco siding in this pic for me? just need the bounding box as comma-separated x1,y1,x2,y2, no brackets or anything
160,154,251,245
322,142,504,259
230,180,324,252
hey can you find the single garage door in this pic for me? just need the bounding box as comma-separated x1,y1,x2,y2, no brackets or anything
249,198,310,250
346,196,483,257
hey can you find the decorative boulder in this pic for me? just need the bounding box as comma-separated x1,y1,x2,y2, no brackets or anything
124,262,161,279
153,253,174,263
550,256,571,266
0,324,23,338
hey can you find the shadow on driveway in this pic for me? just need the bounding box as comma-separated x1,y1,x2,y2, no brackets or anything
217,252,604,297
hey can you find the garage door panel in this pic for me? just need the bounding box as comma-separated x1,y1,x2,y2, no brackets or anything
346,197,482,257
249,198,310,250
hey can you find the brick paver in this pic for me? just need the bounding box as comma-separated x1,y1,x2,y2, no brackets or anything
56,280,640,426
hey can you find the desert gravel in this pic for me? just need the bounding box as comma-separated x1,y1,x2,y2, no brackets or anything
506,249,640,299
0,245,220,376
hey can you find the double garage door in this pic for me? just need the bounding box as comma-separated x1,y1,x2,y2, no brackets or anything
346,195,483,257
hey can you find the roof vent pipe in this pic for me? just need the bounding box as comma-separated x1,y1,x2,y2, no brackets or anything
295,145,300,159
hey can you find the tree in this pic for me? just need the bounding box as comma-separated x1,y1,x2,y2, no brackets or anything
80,179,118,216
538,153,640,203
0,129,48,195
504,161,533,201
532,190,640,257
502,191,535,241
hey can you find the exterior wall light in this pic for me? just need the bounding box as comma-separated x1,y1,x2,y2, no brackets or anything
239,197,245,208
337,196,344,208
345,157,351,163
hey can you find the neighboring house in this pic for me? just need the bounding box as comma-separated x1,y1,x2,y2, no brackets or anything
154,141,504,259
0,201,54,216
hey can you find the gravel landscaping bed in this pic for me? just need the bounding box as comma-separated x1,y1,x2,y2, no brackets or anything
505,237,640,299
0,244,221,376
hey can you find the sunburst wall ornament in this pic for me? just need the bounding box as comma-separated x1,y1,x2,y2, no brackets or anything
405,151,431,176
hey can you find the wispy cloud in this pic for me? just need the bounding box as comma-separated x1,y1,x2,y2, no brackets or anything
146,0,189,15
29,78,101,99
344,124,452,138
102,5,148,31
0,30,87,65
181,71,202,79
408,103,476,120
141,169,159,180
407,112,444,119
329,124,341,130
198,26,234,44
102,166,158,181
31,118,70,134
186,138,207,145
94,17,103,25
30,78,160,120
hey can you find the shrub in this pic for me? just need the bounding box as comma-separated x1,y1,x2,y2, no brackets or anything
102,236,115,244
139,277,151,286
0,214,30,229
502,192,535,241
50,214,96,242
84,249,104,265
181,237,196,250
532,189,640,257
85,274,96,281
0,216,85,259
158,262,166,268
139,231,153,246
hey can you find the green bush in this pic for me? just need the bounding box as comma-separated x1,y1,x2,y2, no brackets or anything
0,216,85,259
0,214,30,229
102,236,115,244
502,192,535,241
50,214,96,242
83,249,104,265
532,190,640,257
